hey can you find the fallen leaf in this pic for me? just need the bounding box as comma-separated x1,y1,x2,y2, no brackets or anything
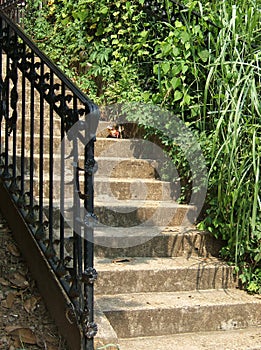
4,292,16,308
7,243,20,257
5,326,38,345
0,277,10,286
9,273,29,289
24,296,38,313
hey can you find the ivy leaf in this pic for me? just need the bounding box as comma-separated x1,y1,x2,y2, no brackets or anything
174,90,183,101
100,6,108,14
199,49,209,62
161,62,170,74
170,77,181,90
180,31,190,43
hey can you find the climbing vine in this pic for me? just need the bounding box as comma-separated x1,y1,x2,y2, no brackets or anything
23,1,261,293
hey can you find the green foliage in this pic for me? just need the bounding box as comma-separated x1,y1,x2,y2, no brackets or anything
197,1,261,292
22,0,261,293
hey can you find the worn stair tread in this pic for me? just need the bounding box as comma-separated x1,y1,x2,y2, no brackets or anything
95,256,237,295
96,289,261,338
93,225,198,237
94,199,194,208
95,137,165,159
118,327,261,350
95,176,170,183
96,288,261,312
92,226,222,257
95,255,229,272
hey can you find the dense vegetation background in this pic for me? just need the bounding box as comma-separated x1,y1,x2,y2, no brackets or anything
23,0,261,292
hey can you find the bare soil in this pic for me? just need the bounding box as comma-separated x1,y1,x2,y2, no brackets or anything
0,211,69,350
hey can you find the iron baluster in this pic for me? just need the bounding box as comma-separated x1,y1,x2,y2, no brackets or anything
19,40,26,196
57,81,66,276
2,25,10,179
38,58,44,226
83,123,98,349
46,70,56,260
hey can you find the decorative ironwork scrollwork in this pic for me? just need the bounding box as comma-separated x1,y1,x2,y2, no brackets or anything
81,267,98,285
84,322,98,339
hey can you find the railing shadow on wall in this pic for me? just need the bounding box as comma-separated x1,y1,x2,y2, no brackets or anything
0,5,100,350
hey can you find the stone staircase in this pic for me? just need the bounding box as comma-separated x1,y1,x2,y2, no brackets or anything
92,122,261,350
4,110,261,349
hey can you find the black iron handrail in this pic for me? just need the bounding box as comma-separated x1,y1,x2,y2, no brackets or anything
0,5,99,350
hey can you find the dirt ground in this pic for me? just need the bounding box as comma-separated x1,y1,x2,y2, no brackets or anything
0,211,69,350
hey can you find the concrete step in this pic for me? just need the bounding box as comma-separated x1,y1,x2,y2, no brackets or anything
95,256,237,295
117,327,261,350
95,138,165,159
96,289,261,338
7,134,156,161
95,177,176,201
93,227,223,258
16,117,62,137
92,200,195,227
95,157,161,179
23,176,176,201
48,199,195,228
14,119,139,139
18,154,166,180
50,226,222,259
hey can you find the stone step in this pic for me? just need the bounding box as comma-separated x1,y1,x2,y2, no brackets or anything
50,226,221,259
95,256,237,295
117,326,261,350
23,176,175,201
61,201,195,228
14,119,139,139
95,177,176,201
7,132,152,161
18,154,165,180
95,138,165,159
93,227,223,258
95,157,161,179
15,117,62,137
96,289,261,338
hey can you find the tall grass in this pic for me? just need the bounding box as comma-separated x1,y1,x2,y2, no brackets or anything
200,0,261,291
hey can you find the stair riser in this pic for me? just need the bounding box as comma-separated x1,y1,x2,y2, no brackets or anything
95,158,159,179
9,152,169,180
94,232,223,258
104,303,261,338
96,267,237,295
16,117,62,137
92,206,193,227
95,138,165,159
7,136,163,161
22,178,175,201
22,176,175,202
95,180,176,201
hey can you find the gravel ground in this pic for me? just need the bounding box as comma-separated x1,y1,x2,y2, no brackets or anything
0,210,69,350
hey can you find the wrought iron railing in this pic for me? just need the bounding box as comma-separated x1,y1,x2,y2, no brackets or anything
0,0,25,23
0,5,99,350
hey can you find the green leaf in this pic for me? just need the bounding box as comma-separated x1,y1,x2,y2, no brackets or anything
174,90,183,101
170,77,181,90
100,6,108,14
175,20,183,28
199,49,209,62
180,31,190,43
161,62,170,74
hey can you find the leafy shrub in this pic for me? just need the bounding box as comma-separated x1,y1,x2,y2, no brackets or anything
22,0,261,293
